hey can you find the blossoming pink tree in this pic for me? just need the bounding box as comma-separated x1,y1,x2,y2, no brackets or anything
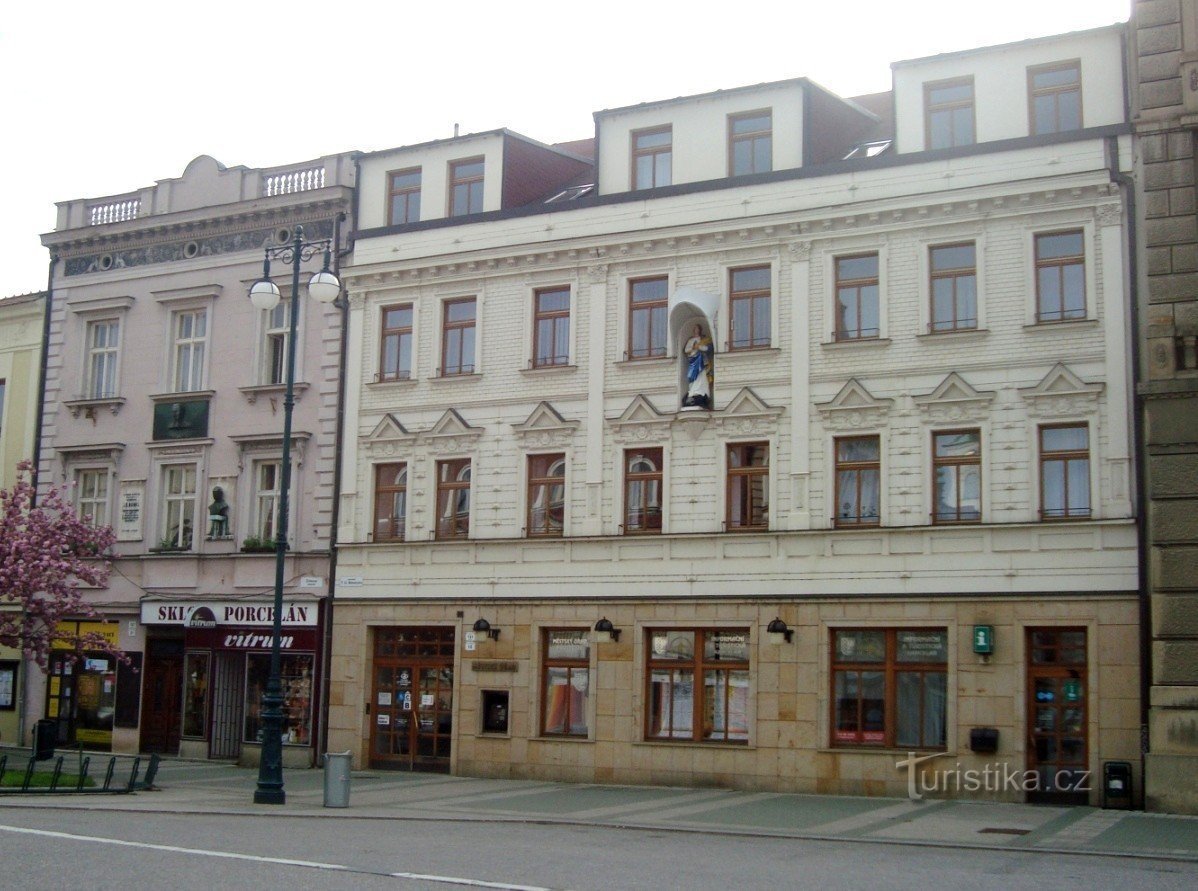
0,461,123,670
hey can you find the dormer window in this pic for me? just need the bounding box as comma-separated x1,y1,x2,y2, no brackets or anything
925,78,975,149
387,167,422,225
632,127,672,189
729,110,772,176
1029,61,1081,135
449,158,484,216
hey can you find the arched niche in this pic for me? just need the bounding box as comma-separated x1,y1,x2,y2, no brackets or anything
668,286,719,411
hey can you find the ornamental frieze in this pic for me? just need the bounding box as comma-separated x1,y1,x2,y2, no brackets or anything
63,218,335,277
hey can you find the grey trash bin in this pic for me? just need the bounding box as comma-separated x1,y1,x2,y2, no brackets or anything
323,751,352,808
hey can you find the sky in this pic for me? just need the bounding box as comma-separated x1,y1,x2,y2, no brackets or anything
1,0,1130,295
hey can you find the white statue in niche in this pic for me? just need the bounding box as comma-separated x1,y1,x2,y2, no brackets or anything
682,324,714,409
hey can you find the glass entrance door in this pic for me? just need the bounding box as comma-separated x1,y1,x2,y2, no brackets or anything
1027,628,1089,805
370,627,455,771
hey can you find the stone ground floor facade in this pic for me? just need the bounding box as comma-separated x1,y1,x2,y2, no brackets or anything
326,592,1141,805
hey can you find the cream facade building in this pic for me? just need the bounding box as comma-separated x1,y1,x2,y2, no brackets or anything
0,290,45,746
326,25,1140,803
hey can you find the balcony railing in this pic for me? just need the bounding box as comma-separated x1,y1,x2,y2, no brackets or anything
88,199,140,225
263,166,326,197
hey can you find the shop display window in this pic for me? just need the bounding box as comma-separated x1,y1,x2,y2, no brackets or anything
243,653,314,745
541,629,589,737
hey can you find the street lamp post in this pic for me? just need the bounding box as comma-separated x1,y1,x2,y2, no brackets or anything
248,224,340,804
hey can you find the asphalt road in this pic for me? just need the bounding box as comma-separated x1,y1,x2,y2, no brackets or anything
1,807,1196,891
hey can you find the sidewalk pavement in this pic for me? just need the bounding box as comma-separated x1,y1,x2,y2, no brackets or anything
3,751,1198,862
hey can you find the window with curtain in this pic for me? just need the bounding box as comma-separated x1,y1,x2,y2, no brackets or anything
832,629,947,748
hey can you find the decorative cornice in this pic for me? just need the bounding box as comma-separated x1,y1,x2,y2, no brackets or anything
341,182,1120,292
608,395,672,444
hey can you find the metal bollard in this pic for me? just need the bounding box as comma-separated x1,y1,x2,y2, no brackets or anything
323,751,352,808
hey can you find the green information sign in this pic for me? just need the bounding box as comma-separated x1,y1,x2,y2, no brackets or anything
972,625,994,655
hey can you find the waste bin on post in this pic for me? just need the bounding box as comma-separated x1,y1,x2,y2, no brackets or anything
1102,760,1133,809
33,719,56,761
323,751,352,808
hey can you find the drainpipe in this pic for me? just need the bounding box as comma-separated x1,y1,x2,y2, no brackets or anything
1105,133,1149,800
20,253,56,747
317,202,351,759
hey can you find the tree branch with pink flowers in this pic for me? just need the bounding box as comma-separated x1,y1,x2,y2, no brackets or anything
0,461,124,670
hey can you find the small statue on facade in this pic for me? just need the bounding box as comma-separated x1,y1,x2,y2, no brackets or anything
682,324,714,409
208,486,230,539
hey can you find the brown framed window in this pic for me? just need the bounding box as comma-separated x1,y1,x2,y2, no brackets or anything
449,158,484,217
726,442,769,531
542,629,589,737
1035,231,1085,322
1040,425,1090,519
729,110,772,176
925,78,974,149
631,127,672,189
435,458,471,539
933,429,981,524
832,628,947,748
624,447,663,534
835,436,880,527
379,304,413,381
729,266,771,350
527,453,565,537
929,243,977,332
1029,61,1081,135
835,254,880,340
387,167,421,226
628,276,668,359
647,629,749,743
440,298,476,376
533,287,570,367
373,463,407,541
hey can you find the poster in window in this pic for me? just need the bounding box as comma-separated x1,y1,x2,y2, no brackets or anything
0,662,16,709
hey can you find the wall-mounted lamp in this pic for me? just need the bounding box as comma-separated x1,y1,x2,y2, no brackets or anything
594,617,622,644
473,618,500,641
766,617,794,645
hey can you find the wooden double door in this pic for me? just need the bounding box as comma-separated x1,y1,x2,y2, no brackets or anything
370,627,455,772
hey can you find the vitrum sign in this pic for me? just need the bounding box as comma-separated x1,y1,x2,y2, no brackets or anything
140,601,318,627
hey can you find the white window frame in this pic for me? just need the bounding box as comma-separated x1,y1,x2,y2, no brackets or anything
84,318,122,399
171,307,209,392
260,301,290,386
820,244,889,344
251,459,283,542
159,462,199,549
74,466,113,528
